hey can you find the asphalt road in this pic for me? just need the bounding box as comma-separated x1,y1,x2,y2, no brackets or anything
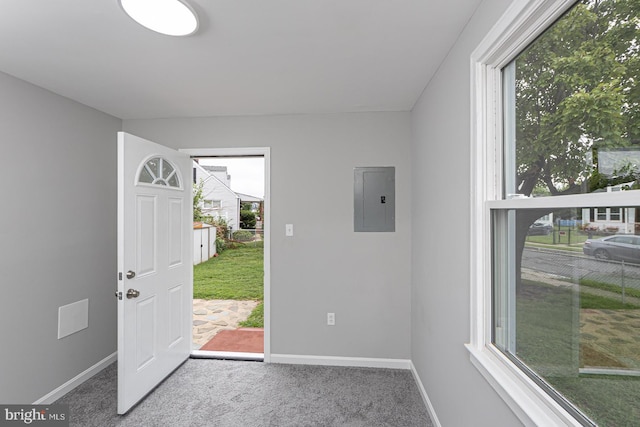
522,246,640,291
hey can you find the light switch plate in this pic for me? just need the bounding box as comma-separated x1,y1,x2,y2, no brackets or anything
286,224,294,236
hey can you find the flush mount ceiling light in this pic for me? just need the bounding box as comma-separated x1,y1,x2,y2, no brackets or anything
120,0,198,36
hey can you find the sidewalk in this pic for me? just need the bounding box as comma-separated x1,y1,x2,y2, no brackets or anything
192,299,259,350
523,269,640,306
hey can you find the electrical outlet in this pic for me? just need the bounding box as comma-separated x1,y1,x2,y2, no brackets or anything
327,312,335,326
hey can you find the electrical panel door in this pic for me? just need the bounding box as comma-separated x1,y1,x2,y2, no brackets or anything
354,167,395,232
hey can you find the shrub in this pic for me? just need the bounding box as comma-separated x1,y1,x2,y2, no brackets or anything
201,216,229,253
215,237,226,253
193,180,205,222
232,230,254,241
240,210,256,229
205,217,227,238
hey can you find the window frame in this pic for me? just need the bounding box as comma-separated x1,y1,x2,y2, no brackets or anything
610,207,621,222
136,155,183,189
467,0,638,424
203,199,221,209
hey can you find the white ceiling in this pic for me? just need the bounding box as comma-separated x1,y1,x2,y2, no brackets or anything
0,0,481,120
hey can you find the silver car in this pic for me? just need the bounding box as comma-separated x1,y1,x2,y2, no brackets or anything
583,235,640,262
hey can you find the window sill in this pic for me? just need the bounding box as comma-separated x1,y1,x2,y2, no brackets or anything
465,344,583,427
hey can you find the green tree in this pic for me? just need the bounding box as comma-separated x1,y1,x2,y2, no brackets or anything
514,0,640,198
511,0,640,278
193,180,205,222
240,210,256,229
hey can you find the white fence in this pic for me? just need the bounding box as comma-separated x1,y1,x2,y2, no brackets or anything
194,224,217,265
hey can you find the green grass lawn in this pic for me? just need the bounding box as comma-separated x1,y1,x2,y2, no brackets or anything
516,280,640,425
526,228,589,247
193,241,264,326
580,278,640,300
239,302,263,328
193,242,264,300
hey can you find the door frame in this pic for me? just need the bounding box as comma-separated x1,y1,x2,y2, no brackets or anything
180,147,271,362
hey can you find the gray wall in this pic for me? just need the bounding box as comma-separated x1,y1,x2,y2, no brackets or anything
124,113,412,358
410,0,523,425
0,71,121,403
0,1,530,421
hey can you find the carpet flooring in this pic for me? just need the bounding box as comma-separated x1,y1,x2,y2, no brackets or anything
200,328,264,353
55,359,433,427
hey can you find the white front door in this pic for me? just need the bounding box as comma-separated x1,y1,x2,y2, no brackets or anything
117,132,192,414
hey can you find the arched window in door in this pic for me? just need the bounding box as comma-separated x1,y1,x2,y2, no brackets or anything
137,156,181,188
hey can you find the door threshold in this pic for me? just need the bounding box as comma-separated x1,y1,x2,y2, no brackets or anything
190,350,264,362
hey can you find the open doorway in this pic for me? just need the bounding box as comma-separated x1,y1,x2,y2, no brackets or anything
182,148,270,362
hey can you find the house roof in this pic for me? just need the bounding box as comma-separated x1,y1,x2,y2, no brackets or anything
0,0,483,120
193,161,238,199
237,193,264,203
202,166,229,173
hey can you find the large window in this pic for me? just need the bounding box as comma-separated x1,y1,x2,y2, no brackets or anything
471,0,640,425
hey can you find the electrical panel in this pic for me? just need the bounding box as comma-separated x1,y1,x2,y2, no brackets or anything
354,167,395,232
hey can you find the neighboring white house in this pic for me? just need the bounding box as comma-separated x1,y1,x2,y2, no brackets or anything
193,161,240,232
582,206,637,233
582,188,638,234
201,165,232,187
193,162,266,233
581,151,640,233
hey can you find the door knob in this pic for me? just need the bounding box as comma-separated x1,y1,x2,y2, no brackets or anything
126,289,140,299
126,270,136,279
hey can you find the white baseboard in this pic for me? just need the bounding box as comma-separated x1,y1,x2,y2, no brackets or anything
34,352,117,404
410,361,441,427
270,353,411,370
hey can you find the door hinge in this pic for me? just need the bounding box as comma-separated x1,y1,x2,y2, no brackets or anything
115,291,123,300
